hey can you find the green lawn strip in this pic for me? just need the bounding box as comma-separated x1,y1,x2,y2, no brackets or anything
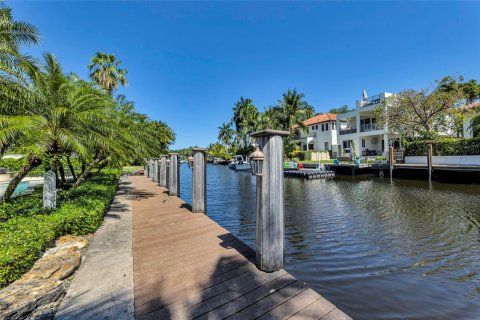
122,166,143,174
0,171,119,288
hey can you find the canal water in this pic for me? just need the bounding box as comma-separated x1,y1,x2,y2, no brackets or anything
179,164,480,320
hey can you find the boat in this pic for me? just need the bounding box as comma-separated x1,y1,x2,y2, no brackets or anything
228,155,251,171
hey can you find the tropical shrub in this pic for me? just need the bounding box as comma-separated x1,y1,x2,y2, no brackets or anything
0,172,119,288
404,138,480,156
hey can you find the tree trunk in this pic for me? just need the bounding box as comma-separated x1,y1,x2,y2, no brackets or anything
66,157,77,181
72,156,102,188
81,161,86,174
58,161,66,185
1,155,42,204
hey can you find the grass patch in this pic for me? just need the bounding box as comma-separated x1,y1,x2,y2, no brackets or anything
122,166,143,174
0,170,120,288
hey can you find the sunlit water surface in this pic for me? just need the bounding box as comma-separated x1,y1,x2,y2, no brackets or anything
179,164,480,320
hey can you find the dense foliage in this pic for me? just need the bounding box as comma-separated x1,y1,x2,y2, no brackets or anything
0,3,174,202
404,138,480,156
0,172,119,288
214,89,314,159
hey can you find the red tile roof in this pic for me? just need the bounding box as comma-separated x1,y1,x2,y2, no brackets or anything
462,102,480,109
293,113,337,128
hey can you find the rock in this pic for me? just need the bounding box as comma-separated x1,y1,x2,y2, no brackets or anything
0,236,88,320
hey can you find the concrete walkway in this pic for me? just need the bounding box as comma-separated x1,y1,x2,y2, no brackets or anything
55,176,134,320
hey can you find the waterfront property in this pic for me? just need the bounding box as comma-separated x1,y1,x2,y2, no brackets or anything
335,92,394,158
292,113,338,154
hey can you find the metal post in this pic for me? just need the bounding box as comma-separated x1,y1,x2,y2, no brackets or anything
192,148,207,213
160,156,167,187
427,143,433,183
251,129,289,272
168,153,180,196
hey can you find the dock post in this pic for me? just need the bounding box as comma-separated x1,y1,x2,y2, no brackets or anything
148,159,153,179
192,148,207,213
159,156,167,187
155,158,161,185
427,143,433,183
153,159,158,183
168,153,180,196
251,129,289,272
389,146,394,180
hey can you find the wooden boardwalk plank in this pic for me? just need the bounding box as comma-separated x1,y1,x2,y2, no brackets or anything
130,176,351,320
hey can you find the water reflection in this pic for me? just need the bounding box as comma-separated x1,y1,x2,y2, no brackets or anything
180,164,480,320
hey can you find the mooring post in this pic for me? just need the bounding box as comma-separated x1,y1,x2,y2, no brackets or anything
153,159,158,182
160,156,167,187
192,148,207,213
150,159,154,179
168,153,180,196
427,143,433,183
155,158,161,184
251,129,289,272
389,146,394,180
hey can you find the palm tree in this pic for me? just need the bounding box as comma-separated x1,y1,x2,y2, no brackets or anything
217,122,234,152
88,52,128,96
231,97,258,147
0,53,121,201
0,3,39,51
277,89,313,133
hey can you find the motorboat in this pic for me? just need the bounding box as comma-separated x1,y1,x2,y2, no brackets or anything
228,155,251,171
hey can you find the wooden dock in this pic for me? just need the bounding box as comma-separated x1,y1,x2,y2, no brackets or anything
130,176,351,320
284,169,335,179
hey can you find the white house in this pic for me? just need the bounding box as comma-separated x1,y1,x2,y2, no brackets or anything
462,102,480,138
336,92,394,157
292,113,338,153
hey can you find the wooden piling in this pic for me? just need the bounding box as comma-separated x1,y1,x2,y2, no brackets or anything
168,153,180,197
192,148,207,213
159,156,167,187
427,143,433,183
251,129,289,272
154,159,159,183
389,146,394,179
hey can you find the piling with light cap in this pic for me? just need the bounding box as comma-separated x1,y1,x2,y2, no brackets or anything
168,153,180,196
250,129,289,272
191,148,207,213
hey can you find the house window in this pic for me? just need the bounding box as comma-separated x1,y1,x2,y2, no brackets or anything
332,122,336,130
322,124,324,131
325,123,329,131
362,139,365,148
315,125,318,130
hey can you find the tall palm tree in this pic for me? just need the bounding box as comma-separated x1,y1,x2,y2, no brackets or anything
217,122,234,152
469,114,480,138
231,97,258,147
277,89,313,133
88,52,128,96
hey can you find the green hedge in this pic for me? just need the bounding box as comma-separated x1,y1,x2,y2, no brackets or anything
404,138,480,156
0,172,119,288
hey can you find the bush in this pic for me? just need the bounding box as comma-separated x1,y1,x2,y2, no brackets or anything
0,172,119,288
404,138,480,156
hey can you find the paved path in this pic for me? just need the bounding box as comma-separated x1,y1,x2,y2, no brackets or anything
55,176,134,320
131,176,351,320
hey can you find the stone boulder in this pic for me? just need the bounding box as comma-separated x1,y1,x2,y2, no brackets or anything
0,236,88,320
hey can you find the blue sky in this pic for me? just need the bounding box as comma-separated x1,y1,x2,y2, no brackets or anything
9,1,480,149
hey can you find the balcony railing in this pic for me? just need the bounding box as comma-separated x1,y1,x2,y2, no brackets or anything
339,128,357,135
360,124,382,132
308,132,316,137
362,95,381,107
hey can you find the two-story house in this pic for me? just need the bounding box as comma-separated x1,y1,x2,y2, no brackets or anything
292,113,338,153
336,92,393,157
